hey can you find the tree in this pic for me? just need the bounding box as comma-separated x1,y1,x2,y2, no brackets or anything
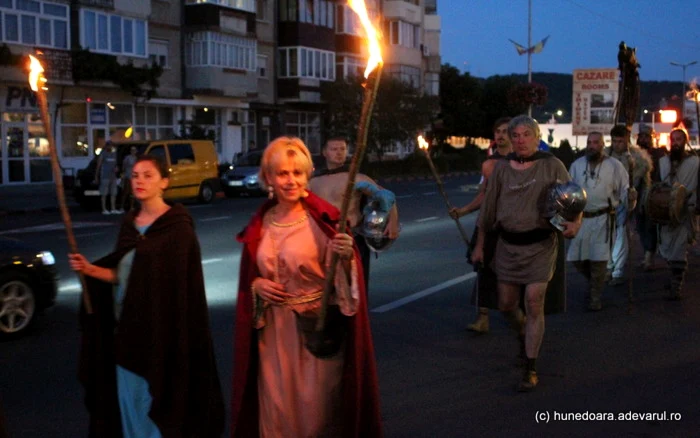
439,64,484,138
321,74,438,159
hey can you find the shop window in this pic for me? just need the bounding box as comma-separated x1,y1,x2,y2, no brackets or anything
61,126,88,157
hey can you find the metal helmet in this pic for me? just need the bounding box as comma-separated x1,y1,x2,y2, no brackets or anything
545,180,588,221
361,208,396,253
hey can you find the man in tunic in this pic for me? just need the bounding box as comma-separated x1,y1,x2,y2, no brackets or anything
309,138,400,293
658,127,699,300
605,125,650,285
635,125,666,270
567,132,629,311
450,117,512,333
472,115,582,392
95,141,120,215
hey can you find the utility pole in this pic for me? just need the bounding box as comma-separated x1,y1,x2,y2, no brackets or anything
527,0,532,116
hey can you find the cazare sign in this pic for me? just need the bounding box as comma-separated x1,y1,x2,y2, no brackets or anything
572,68,619,136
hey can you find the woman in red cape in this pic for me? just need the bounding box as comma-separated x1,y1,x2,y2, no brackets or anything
231,137,382,437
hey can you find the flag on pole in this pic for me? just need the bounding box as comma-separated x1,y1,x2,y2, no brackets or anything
509,35,550,56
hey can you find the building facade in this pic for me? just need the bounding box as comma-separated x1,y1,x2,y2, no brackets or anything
0,0,440,186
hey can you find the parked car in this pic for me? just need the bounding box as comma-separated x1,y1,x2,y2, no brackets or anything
0,237,58,337
74,140,221,209
220,150,265,197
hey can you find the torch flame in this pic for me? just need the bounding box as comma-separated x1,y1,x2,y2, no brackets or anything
418,135,429,150
348,0,382,78
687,79,700,102
28,55,45,92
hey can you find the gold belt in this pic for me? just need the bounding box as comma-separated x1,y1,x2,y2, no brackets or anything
282,290,323,306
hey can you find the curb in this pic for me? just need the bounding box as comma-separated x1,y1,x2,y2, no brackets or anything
379,171,479,183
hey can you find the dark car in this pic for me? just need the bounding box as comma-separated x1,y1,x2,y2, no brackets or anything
220,150,265,197
0,237,58,337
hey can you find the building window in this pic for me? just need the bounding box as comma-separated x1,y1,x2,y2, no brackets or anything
148,38,169,68
336,3,376,35
386,64,421,89
257,54,267,78
185,31,256,71
337,54,364,79
134,105,175,141
0,0,68,49
386,19,420,49
81,9,147,57
185,0,255,13
285,111,320,154
281,0,332,28
278,46,335,81
424,72,439,96
256,0,269,21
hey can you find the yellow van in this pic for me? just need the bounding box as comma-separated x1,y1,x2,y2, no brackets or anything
74,139,221,208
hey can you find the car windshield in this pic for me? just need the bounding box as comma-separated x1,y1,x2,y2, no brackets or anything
235,152,262,167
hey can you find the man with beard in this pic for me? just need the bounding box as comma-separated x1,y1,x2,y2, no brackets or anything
450,117,512,333
604,125,651,285
567,132,629,310
657,127,699,300
472,115,581,392
635,125,667,270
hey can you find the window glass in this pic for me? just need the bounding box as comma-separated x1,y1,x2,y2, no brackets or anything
5,13,19,41
135,106,146,125
135,20,145,55
44,3,67,17
83,10,95,49
97,14,108,50
123,19,133,53
168,143,195,164
110,15,121,52
279,49,287,76
158,107,173,125
147,106,157,124
17,0,40,13
148,145,167,163
38,18,50,45
61,126,89,157
0,0,12,8
289,48,297,76
110,104,132,125
53,19,66,48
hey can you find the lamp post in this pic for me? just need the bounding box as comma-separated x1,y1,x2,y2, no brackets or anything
670,60,697,117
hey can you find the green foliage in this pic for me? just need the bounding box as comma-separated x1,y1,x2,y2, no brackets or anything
71,47,162,97
321,74,439,159
363,144,486,179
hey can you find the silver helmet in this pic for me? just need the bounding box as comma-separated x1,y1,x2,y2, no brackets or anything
361,208,396,253
545,181,587,221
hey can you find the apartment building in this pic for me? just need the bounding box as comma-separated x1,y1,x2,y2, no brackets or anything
0,0,439,186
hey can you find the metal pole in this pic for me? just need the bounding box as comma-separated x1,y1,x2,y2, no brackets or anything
527,0,532,117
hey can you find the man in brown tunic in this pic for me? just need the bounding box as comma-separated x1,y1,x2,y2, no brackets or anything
472,115,582,392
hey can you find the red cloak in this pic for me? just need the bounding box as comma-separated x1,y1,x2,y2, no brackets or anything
231,192,382,437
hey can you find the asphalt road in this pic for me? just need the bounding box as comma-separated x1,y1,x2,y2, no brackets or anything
2,174,700,437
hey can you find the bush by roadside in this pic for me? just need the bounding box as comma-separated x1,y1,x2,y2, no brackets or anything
362,145,486,180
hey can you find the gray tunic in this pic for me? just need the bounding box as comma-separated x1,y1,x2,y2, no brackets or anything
479,156,570,284
658,154,699,262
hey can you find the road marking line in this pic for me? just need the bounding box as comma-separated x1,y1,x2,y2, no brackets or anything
202,258,223,265
416,216,439,222
422,191,437,195
59,282,80,292
395,195,414,199
371,273,476,313
62,232,105,239
201,216,231,222
0,221,111,235
188,204,213,209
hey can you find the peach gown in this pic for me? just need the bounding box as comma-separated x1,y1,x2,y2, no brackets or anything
256,214,359,437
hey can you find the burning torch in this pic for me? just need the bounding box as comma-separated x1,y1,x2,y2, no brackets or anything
316,0,383,332
28,54,93,314
418,135,471,248
686,80,700,140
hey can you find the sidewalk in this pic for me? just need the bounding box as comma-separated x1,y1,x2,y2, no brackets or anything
0,184,78,216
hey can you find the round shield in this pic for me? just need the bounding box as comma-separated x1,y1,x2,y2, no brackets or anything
361,208,396,253
545,181,588,221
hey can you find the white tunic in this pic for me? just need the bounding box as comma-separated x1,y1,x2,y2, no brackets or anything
567,156,629,262
658,154,699,261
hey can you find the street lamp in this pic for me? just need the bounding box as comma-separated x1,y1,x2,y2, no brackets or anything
670,60,698,106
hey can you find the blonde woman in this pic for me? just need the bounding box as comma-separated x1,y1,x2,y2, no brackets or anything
231,137,382,437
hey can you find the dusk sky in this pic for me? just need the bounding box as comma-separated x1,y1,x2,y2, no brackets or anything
439,0,700,83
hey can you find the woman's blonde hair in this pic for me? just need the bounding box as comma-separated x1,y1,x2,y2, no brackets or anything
259,136,314,187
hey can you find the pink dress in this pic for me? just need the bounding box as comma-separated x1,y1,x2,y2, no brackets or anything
255,213,359,437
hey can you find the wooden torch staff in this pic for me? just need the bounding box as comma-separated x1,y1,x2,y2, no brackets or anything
417,136,471,248
28,55,93,314
316,67,383,332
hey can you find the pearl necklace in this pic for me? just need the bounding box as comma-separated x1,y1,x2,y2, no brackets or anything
271,208,308,228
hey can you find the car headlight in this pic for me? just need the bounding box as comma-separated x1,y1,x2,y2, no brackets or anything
245,174,259,184
39,251,56,266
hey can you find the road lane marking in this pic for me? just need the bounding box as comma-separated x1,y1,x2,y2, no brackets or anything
187,204,213,209
200,216,231,222
415,216,439,222
371,273,476,313
202,258,223,265
422,191,437,195
62,232,105,239
0,221,111,235
396,195,414,199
